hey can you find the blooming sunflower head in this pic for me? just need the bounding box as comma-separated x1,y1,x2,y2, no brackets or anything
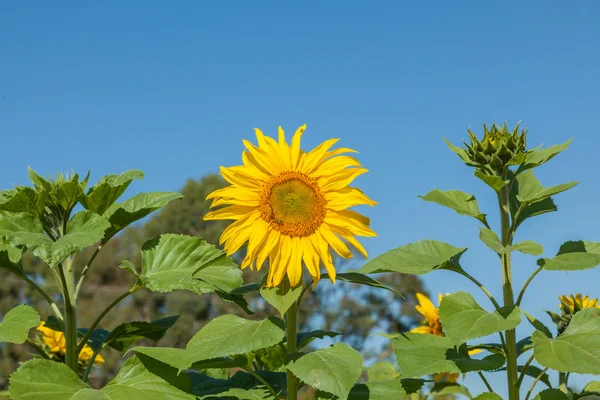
559,293,600,314
36,322,104,365
204,125,377,288
411,293,444,336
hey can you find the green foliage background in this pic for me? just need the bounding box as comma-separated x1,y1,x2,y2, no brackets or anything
0,173,425,393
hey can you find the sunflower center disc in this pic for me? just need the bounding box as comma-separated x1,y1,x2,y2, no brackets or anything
260,172,326,237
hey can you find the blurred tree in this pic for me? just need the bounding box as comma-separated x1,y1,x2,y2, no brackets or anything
0,173,427,390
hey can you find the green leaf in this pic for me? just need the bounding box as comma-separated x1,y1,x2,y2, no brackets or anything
9,359,90,400
80,170,144,215
102,355,195,399
523,311,553,338
538,240,600,271
521,138,573,171
190,356,248,370
260,278,303,317
583,382,600,394
329,272,404,297
346,380,407,400
474,171,508,192
533,308,600,374
515,170,578,205
0,211,109,266
360,240,466,275
366,362,399,382
509,171,559,228
134,315,285,371
392,333,505,377
439,291,521,345
0,187,45,216
215,289,255,315
430,382,473,398
118,260,139,277
287,343,363,400
479,228,543,255
103,315,180,352
444,138,475,165
473,394,503,400
532,389,569,400
419,189,488,225
185,315,284,368
0,212,52,260
296,330,340,349
517,336,534,355
0,305,40,344
103,192,183,238
191,371,284,398
48,211,110,265
0,241,26,278
138,234,243,295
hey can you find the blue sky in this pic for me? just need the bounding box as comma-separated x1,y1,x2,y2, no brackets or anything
1,1,599,397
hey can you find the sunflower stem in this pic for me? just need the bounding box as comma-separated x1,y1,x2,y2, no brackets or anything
498,182,519,400
286,300,299,400
59,262,78,373
558,372,567,394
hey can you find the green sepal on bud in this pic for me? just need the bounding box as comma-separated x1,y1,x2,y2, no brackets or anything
461,122,528,177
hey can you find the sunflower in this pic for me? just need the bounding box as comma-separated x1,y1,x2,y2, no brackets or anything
411,292,481,383
559,293,600,315
204,125,377,288
36,322,105,365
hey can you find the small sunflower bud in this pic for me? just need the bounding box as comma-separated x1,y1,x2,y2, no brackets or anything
459,122,528,177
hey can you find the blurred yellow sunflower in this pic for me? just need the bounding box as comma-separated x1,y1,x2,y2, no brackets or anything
411,293,480,383
559,293,600,314
36,322,104,365
204,125,377,288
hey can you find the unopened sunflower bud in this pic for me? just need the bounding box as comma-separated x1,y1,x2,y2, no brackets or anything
460,122,528,177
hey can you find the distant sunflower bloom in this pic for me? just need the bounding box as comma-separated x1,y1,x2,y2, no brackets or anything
412,293,480,383
204,125,377,288
559,293,599,314
36,322,105,365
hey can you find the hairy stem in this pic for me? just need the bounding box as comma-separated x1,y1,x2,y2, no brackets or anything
242,367,280,399
25,338,50,360
516,266,542,306
286,300,299,400
77,285,141,354
524,367,549,400
59,264,78,373
455,269,502,311
74,245,103,300
517,354,535,388
478,371,494,393
499,184,519,400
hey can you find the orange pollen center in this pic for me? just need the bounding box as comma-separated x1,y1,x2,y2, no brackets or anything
259,171,326,237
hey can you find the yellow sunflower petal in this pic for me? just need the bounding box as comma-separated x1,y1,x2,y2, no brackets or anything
301,138,340,173
290,125,306,169
320,168,368,192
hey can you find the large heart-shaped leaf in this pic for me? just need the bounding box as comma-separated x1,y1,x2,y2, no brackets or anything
439,291,521,344
138,234,243,294
419,189,488,225
533,308,600,374
0,305,40,344
0,211,109,266
103,192,183,238
515,173,578,205
133,315,285,370
80,170,144,215
9,356,196,400
392,333,505,378
473,393,503,400
538,240,600,271
287,343,363,400
360,240,466,275
0,187,45,216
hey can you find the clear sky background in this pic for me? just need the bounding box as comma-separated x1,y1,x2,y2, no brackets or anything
1,1,599,397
